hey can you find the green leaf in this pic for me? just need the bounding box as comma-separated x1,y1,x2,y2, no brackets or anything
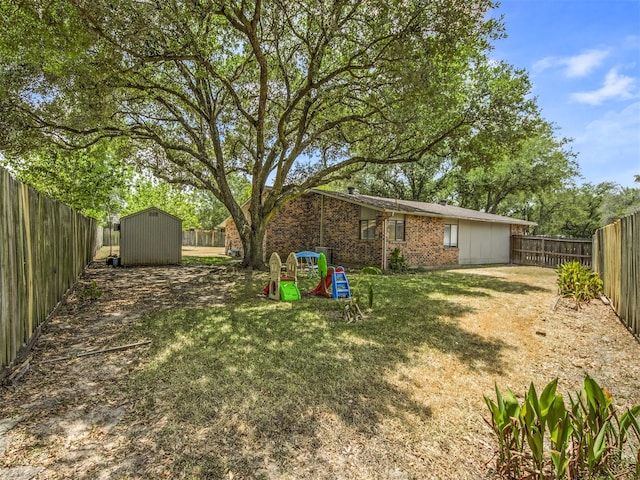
619,405,640,443
539,378,558,419
590,422,609,467
547,395,568,445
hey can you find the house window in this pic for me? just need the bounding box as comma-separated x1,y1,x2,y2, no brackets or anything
360,207,377,240
444,223,458,247
388,215,405,241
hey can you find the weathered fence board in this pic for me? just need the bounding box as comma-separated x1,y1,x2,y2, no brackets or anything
0,168,97,374
182,229,225,247
511,235,593,268
594,211,639,338
101,226,120,247
101,228,225,248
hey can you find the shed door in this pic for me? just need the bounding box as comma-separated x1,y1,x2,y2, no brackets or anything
458,220,510,265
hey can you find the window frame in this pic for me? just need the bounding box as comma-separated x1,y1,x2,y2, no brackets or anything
444,223,458,248
359,207,377,240
388,217,405,242
360,219,377,240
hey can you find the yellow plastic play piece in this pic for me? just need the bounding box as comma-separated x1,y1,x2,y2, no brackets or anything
268,252,282,300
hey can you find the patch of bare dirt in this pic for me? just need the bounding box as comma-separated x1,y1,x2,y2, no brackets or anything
0,265,638,479
0,261,240,479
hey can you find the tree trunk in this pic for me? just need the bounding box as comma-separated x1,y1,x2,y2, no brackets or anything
239,222,267,270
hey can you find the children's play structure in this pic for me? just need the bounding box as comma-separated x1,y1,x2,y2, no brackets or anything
264,251,351,301
264,252,301,301
310,253,351,299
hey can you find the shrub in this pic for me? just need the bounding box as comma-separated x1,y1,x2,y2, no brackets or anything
557,261,603,309
485,376,640,480
389,248,408,273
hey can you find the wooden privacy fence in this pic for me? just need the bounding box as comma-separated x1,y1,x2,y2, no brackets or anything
593,211,639,338
1,168,97,373
101,228,225,248
182,229,225,247
100,226,120,247
511,235,593,268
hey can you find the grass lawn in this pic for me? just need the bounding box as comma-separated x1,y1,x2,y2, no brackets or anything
125,270,517,477
1,261,638,479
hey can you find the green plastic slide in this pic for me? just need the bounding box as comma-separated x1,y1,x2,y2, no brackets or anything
279,280,301,301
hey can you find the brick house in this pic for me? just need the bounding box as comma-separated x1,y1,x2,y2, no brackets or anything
221,189,535,269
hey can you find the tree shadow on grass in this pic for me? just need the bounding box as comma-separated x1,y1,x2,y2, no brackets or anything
115,269,544,477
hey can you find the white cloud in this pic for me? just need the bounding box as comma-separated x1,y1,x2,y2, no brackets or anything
570,69,636,105
576,101,639,149
564,49,610,78
532,56,557,72
533,49,610,78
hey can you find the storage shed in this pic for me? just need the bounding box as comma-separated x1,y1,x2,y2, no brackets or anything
119,207,182,265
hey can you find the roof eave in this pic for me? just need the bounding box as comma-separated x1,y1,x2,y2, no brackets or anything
312,189,536,225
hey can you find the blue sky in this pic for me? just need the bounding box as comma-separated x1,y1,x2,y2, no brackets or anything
490,0,640,188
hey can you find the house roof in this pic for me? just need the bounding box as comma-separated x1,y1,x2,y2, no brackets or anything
219,189,537,227
313,190,537,226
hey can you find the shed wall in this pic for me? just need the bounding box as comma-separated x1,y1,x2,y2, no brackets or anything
120,209,182,265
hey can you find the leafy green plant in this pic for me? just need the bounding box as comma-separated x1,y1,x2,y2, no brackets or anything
557,261,603,309
568,375,623,478
521,380,559,478
485,376,640,479
389,248,408,273
548,395,573,478
618,406,640,479
484,385,524,478
78,280,102,300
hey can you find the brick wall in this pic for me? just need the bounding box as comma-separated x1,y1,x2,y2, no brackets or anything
320,195,383,267
224,220,242,254
266,194,321,259
265,193,455,268
387,215,458,267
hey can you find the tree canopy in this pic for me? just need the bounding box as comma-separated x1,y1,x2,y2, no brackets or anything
0,141,132,222
1,0,507,267
450,123,578,214
345,66,579,219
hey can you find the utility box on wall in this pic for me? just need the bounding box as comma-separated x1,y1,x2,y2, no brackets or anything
120,207,182,265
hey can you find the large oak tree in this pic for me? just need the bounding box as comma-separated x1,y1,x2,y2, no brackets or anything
1,0,502,268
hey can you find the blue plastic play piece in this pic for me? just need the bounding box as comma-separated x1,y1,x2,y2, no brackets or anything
295,251,320,277
331,268,351,299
